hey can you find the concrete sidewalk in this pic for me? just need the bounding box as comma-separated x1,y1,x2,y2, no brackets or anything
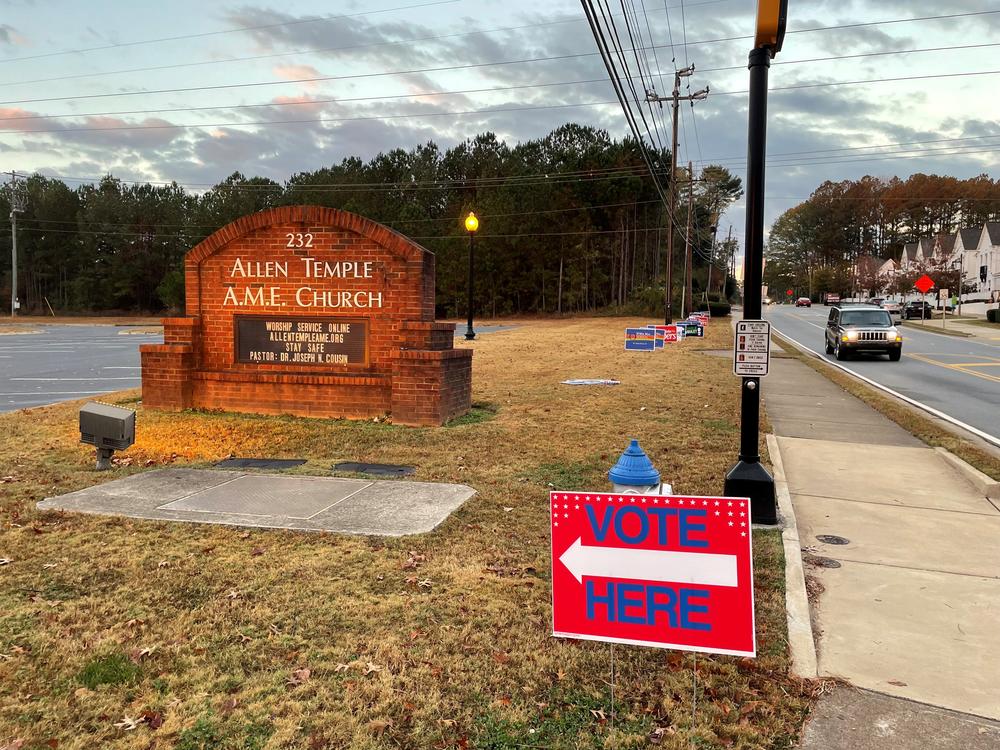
764,348,1000,746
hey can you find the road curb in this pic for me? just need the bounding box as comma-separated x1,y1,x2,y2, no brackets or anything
935,447,1000,502
766,432,818,679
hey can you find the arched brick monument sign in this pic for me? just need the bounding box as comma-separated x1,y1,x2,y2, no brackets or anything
140,206,472,426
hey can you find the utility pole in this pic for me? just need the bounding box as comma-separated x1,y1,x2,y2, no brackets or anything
6,171,26,318
647,66,708,324
684,161,694,318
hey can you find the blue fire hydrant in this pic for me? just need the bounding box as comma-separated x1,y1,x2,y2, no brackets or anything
608,439,672,495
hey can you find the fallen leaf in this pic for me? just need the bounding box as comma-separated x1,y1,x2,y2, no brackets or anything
503,507,514,513
239,531,251,539
418,579,432,588
887,679,908,687
221,697,239,715
555,669,565,681
368,718,393,735
157,560,169,569
589,708,607,722
225,589,242,600
287,667,311,686
113,715,139,730
250,547,265,557
45,740,58,749
0,559,12,566
139,710,163,729
334,663,350,672
1,740,26,750
364,662,383,675
42,563,58,569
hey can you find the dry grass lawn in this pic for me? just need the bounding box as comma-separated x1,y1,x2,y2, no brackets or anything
0,318,814,749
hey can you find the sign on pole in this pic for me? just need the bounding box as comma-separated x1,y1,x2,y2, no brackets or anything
550,491,756,656
914,274,934,294
734,320,770,377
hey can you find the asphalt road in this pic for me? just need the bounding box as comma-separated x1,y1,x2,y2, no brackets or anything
765,304,1000,444
0,325,162,412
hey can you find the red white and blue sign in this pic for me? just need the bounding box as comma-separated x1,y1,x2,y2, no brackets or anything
550,491,756,657
624,328,656,351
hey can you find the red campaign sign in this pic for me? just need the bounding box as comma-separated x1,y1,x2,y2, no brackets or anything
914,274,935,294
550,491,756,657
649,324,678,342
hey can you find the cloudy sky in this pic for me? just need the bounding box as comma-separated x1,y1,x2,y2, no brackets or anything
1,0,999,251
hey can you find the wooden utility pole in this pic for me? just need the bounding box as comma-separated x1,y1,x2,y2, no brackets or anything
684,161,695,318
647,67,708,323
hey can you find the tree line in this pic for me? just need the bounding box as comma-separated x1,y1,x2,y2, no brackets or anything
763,173,1000,299
1,124,742,317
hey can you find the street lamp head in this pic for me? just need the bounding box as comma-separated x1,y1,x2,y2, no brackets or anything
464,211,479,233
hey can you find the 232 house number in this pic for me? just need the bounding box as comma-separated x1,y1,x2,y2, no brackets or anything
286,232,314,248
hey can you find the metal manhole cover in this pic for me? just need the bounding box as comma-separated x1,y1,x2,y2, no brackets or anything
215,458,306,470
333,461,415,478
805,555,842,569
816,534,850,545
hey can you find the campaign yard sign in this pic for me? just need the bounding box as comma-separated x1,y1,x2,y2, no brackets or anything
647,324,678,344
624,328,656,351
682,321,705,337
550,491,756,657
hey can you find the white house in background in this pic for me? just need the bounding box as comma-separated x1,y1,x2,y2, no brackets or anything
917,236,936,264
877,257,897,280
977,221,1000,298
900,242,918,272
954,227,984,294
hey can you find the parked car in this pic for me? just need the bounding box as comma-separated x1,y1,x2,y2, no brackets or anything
795,297,812,307
825,304,902,361
881,301,902,320
903,301,934,320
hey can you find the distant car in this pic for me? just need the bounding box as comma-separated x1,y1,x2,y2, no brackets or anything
764,296,773,305
825,304,902,361
881,301,902,320
903,301,934,320
795,297,811,307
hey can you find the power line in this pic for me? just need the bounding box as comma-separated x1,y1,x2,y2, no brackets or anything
0,0,461,65
0,99,624,136
711,68,1000,98
0,0,738,89
6,10,997,107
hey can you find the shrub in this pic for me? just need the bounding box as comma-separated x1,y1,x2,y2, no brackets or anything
697,300,732,317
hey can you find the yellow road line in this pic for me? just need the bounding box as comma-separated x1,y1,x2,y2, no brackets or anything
945,362,1000,367
905,353,1000,384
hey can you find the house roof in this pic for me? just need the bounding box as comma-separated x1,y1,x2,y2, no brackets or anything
918,237,936,255
902,243,917,261
987,222,1000,246
935,233,957,253
959,227,982,249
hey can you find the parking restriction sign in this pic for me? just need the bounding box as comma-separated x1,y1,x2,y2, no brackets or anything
734,320,771,377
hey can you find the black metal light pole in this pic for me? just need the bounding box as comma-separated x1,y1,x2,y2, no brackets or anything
464,211,479,340
724,2,786,526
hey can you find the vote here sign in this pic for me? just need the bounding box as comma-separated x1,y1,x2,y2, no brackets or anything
550,491,756,657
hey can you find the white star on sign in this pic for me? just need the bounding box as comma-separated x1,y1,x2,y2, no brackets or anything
702,501,708,506
714,511,720,516
740,522,746,527
641,498,646,504
653,498,659,504
630,498,635,503
739,512,745,518
727,501,733,507
564,513,569,519
574,505,579,510
584,495,590,501
554,522,559,527
728,521,734,527
563,504,568,509
741,531,746,537
678,500,684,505
714,501,720,507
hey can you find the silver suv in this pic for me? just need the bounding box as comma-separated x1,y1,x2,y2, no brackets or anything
824,305,902,361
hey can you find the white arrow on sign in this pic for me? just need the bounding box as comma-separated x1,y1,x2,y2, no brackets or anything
559,538,738,587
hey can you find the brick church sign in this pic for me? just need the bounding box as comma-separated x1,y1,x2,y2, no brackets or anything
140,206,472,426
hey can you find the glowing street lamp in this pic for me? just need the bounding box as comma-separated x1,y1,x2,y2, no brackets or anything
464,211,479,340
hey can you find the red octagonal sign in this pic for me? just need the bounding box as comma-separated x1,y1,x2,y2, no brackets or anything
914,274,935,294
550,491,756,657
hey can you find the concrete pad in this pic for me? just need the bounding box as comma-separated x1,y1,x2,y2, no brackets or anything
160,475,371,519
800,687,1000,749
37,468,475,536
776,436,996,512
811,560,1000,719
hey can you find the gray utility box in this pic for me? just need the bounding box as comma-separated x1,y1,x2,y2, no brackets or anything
80,402,135,451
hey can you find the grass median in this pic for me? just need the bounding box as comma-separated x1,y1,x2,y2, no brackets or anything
0,318,813,749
